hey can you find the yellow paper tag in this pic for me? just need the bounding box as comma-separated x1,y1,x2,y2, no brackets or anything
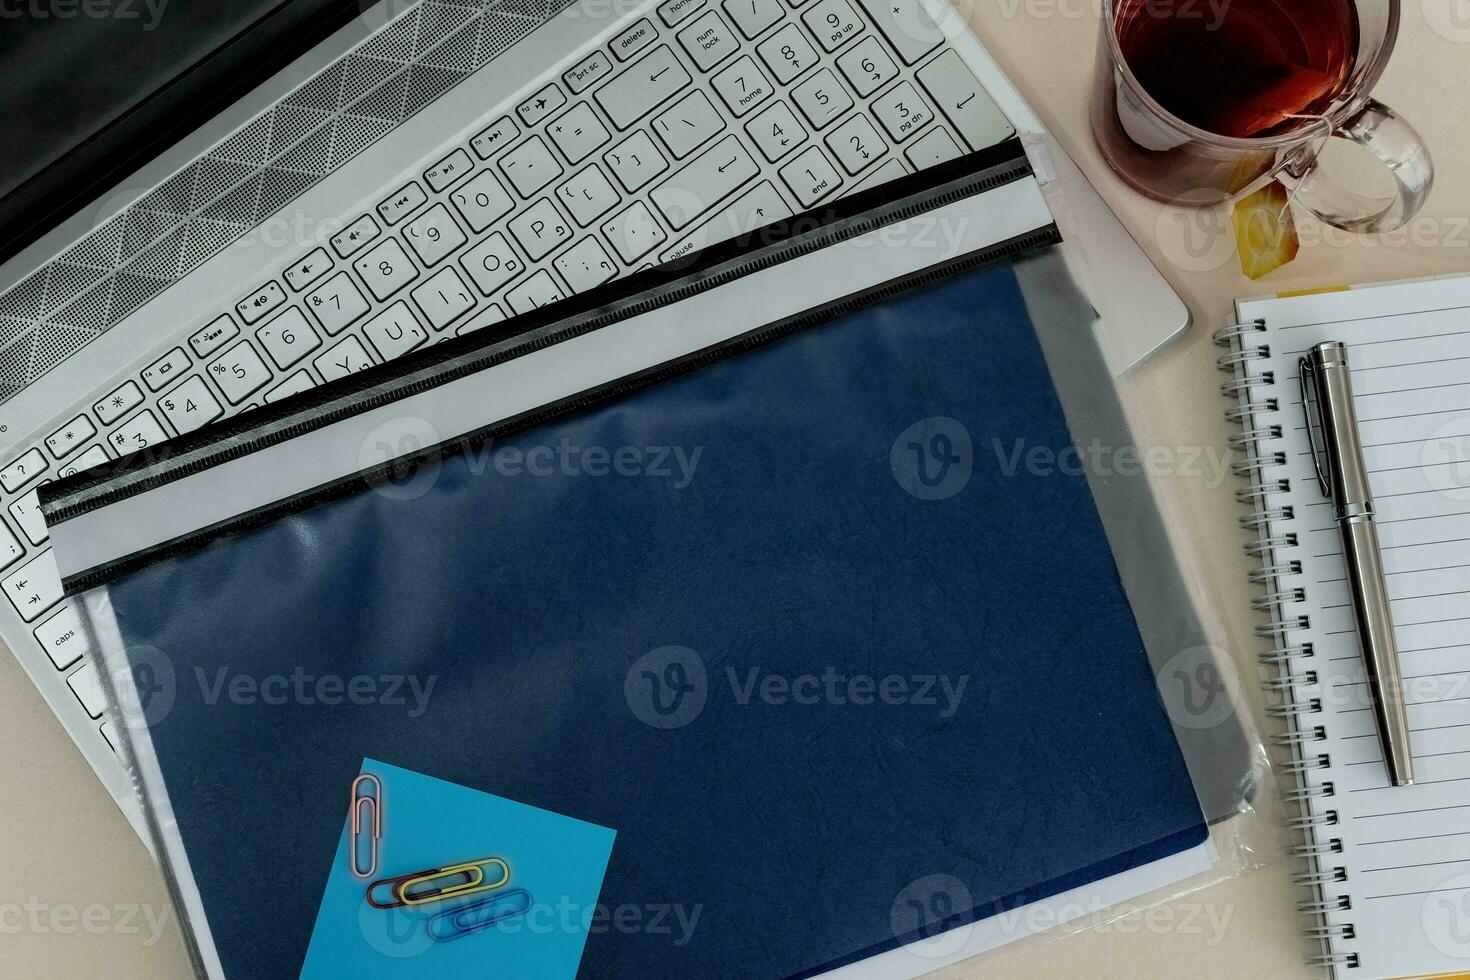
1232,181,1300,280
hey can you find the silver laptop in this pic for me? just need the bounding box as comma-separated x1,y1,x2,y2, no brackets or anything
0,0,1188,844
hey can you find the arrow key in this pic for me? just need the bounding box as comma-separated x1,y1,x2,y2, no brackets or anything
4,550,63,623
915,50,1015,151
649,134,759,230
744,100,807,162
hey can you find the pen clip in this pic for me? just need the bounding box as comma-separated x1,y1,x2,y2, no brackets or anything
1299,356,1331,499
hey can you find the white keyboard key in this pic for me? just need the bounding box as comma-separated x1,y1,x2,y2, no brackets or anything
517,82,567,127
745,100,808,161
508,199,573,260
450,170,516,233
905,125,962,168
836,35,897,96
802,0,864,50
94,380,145,426
851,156,907,191
653,91,726,159
564,50,614,92
141,348,191,392
791,68,853,129
757,24,818,83
499,136,565,198
206,342,273,404
330,214,381,258
403,204,468,267
660,180,791,262
916,50,1015,151
4,549,62,622
376,182,428,225
235,280,286,324
353,238,419,301
315,336,376,382
659,0,706,26
554,237,619,293
852,0,942,63
595,46,691,130
460,232,526,295
412,267,477,331
306,272,371,335
0,449,47,493
56,445,108,479
556,166,623,226
282,248,334,292
780,144,843,206
44,414,98,460
101,722,117,751
188,314,239,359
604,131,670,192
547,103,611,164
109,411,168,456
872,81,934,142
723,0,784,38
678,10,741,71
157,376,225,435
68,663,107,719
362,302,430,361
256,307,322,370
505,271,565,315
610,18,659,61
826,114,888,173
602,202,670,263
265,371,317,404
425,148,474,192
9,489,47,546
36,605,89,670
712,56,773,117
470,116,519,159
0,520,22,571
649,134,759,229
457,304,506,337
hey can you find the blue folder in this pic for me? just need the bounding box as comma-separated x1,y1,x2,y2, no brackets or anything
71,260,1206,977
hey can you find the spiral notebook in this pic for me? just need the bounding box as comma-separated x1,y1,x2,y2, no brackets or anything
1222,276,1470,980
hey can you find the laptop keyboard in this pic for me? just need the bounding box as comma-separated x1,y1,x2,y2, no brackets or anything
0,0,1015,813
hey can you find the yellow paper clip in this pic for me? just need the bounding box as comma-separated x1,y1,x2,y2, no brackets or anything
349,774,383,880
366,857,511,910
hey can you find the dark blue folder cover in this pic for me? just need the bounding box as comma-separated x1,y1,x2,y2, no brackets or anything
108,262,1206,978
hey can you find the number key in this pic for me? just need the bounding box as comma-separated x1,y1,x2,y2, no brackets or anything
792,68,853,129
779,144,843,206
871,81,934,142
207,341,273,404
757,23,817,83
353,238,419,301
158,376,225,436
256,307,322,370
801,0,863,50
306,272,371,335
450,171,515,233
835,35,896,97
825,114,888,173
109,410,168,454
745,100,808,161
403,204,468,267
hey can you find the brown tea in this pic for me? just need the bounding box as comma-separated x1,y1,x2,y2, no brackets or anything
1115,0,1360,139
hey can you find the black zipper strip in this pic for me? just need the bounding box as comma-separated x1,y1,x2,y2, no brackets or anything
40,139,1033,524
57,222,1061,595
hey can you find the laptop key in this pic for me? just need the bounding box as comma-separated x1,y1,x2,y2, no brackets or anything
791,68,853,129
188,314,239,360
36,604,89,670
0,521,22,572
499,136,565,198
140,348,191,392
330,215,381,258
723,0,784,39
3,549,63,622
757,24,817,84
780,144,843,206
602,201,669,263
547,104,612,164
505,270,565,315
870,81,933,141
282,248,334,292
67,663,107,719
56,445,108,479
158,376,225,435
745,100,808,161
314,336,376,382
825,114,888,173
206,343,273,404
0,449,47,494
851,0,942,63
915,50,1015,151
461,232,525,296
264,371,317,404
595,46,691,130
604,132,669,192
412,268,476,330
450,170,516,233
403,204,468,267
653,91,726,159
649,134,759,229
712,56,773,117
94,380,145,426
564,50,614,92
44,414,98,460
256,308,322,370
610,19,659,61
235,281,287,325
376,182,428,226
9,489,47,545
362,302,430,361
553,236,619,293
424,149,474,192
470,116,519,159
353,239,420,301
835,35,896,96
802,0,864,50
556,166,622,226
517,83,567,127
109,410,168,454
678,11,741,71
509,199,573,260
904,125,962,168
306,272,371,336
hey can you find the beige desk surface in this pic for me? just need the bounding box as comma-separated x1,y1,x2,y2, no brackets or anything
2,4,1467,977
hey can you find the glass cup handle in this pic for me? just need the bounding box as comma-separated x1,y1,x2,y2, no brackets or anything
1278,100,1434,234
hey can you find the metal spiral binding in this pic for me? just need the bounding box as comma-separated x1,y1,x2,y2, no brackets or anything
1217,319,1356,970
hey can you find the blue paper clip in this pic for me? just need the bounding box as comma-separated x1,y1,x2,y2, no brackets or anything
428,889,533,942
349,774,383,879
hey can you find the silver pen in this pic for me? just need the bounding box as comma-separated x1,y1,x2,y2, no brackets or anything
1301,342,1415,787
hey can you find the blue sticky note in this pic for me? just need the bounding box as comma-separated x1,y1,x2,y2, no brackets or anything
301,760,616,978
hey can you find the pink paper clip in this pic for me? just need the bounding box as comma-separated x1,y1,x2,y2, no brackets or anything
350,773,384,879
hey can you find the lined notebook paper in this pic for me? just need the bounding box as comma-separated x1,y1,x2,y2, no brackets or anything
1230,277,1470,980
